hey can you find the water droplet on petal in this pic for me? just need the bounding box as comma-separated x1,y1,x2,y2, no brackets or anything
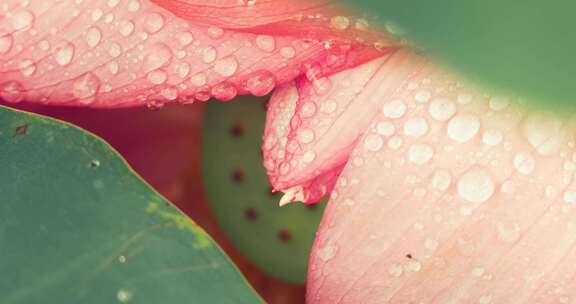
513,152,535,175
447,114,480,143
143,43,172,72
457,168,495,203
144,13,165,34
317,244,336,262
214,56,238,77
330,16,350,30
482,129,503,146
488,96,509,111
128,0,141,12
12,9,34,31
19,59,36,76
175,62,190,78
382,99,407,119
160,86,179,100
85,27,102,48
178,32,194,46
414,90,431,103
202,46,217,63
280,46,295,58
54,42,75,66
298,129,315,144
211,82,237,101
407,144,434,165
147,69,167,84
0,34,13,54
364,134,384,151
207,26,224,39
0,81,25,103
246,70,276,96
255,35,275,52
72,73,101,104
428,97,456,121
119,20,135,37
403,117,429,137
108,42,122,58
190,73,207,87
522,115,565,156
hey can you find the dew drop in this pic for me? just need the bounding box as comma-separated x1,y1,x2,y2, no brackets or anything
246,70,276,96
457,168,495,203
119,20,135,37
513,152,535,175
143,43,172,72
488,96,509,111
388,136,403,150
190,73,207,87
127,0,141,12
403,117,429,137
363,134,384,151
317,244,336,262
0,81,25,103
108,61,119,75
407,144,434,165
280,46,296,58
414,90,432,103
147,69,167,84
522,115,565,156
19,59,36,76
447,114,480,143
12,9,34,31
404,260,422,272
382,99,407,119
72,73,101,103
330,16,350,30
255,35,275,52
117,289,132,303
457,94,473,105
161,86,179,100
54,42,75,66
91,9,103,21
108,43,122,58
298,129,315,144
202,46,217,63
175,62,190,78
207,26,224,39
376,121,395,136
214,56,238,77
144,13,165,34
428,97,456,121
303,151,316,163
211,82,237,101
0,34,14,54
85,27,102,48
482,129,503,146
178,32,194,46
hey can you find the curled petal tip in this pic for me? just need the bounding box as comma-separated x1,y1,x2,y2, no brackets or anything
278,186,305,207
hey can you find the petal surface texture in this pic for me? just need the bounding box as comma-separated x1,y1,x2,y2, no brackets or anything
0,0,383,107
263,51,424,203
308,53,576,303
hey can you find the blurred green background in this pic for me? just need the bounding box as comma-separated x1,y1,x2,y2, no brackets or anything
347,0,576,110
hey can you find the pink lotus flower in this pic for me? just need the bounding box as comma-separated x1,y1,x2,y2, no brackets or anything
2,0,576,303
